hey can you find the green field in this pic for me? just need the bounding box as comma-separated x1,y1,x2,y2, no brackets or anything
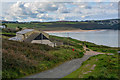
1,19,119,31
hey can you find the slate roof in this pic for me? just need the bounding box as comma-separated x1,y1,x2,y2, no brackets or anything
9,36,23,41
16,29,34,34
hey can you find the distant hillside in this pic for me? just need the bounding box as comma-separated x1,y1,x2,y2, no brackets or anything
1,19,119,30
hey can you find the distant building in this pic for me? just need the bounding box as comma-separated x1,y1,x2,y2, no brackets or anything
0,25,6,29
9,29,56,47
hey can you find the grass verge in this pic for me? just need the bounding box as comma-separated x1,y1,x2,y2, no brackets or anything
63,54,119,79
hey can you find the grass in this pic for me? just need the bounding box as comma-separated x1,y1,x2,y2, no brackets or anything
69,38,118,54
1,20,118,30
2,35,84,79
84,42,118,54
2,32,119,79
60,38,119,79
63,54,119,79
1,23,77,31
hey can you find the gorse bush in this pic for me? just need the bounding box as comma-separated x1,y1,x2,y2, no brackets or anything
2,39,55,78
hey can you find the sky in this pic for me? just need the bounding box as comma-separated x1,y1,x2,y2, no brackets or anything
0,0,119,22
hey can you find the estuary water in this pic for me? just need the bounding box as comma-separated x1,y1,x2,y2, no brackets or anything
48,30,119,47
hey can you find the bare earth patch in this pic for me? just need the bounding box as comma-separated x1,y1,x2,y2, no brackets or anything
91,64,96,70
83,46,105,55
82,64,96,76
83,71,92,74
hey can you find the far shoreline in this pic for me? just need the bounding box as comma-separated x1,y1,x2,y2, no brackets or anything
44,29,105,33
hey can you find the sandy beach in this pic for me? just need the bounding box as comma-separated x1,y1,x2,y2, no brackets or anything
44,29,103,33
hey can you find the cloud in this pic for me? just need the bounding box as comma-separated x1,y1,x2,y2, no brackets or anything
1,1,118,21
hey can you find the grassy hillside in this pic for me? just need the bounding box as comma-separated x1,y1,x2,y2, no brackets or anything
2,32,119,79
1,19,119,30
2,36,84,79
62,38,119,79
68,38,118,54
63,54,119,79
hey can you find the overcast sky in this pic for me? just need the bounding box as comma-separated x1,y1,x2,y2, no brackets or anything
0,0,119,22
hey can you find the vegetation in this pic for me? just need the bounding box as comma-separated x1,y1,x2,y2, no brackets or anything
85,42,118,54
0,29,16,39
0,19,119,30
2,31,119,79
2,35,84,79
69,38,118,54
62,38,119,79
63,54,119,79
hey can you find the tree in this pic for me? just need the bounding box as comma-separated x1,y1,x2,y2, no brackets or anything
16,26,22,31
2,23,7,28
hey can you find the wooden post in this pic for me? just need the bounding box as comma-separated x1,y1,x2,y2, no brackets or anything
54,42,55,47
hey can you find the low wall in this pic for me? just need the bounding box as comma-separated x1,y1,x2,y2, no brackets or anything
31,40,56,47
